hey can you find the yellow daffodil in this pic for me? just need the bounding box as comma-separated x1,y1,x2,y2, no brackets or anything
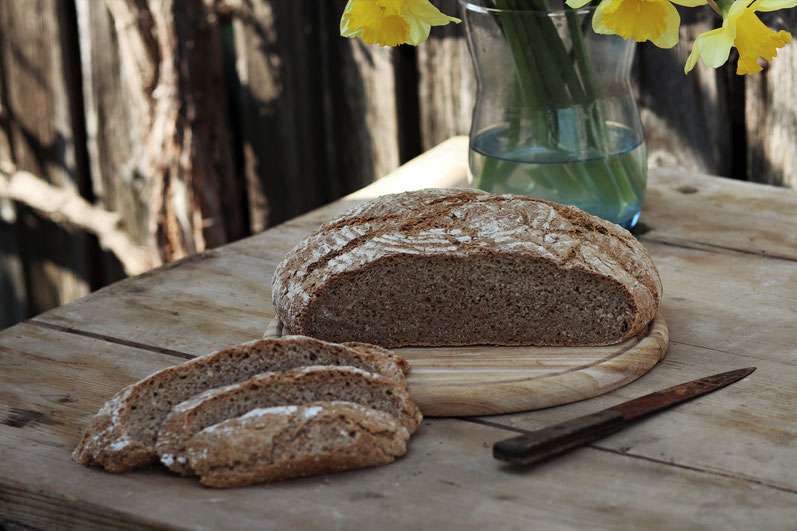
567,0,707,48
340,0,461,47
685,0,796,75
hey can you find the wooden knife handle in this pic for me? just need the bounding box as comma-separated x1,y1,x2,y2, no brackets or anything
493,409,626,466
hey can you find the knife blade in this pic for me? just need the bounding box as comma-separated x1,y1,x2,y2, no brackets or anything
493,367,755,466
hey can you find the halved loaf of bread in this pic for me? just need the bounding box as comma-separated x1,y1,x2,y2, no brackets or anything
185,401,410,488
156,366,422,475
272,188,662,348
72,336,407,472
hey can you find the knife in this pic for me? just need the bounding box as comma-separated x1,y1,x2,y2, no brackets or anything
493,367,756,466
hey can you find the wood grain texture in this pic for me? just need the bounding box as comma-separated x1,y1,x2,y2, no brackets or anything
404,314,667,416
0,36,26,327
76,0,244,264
641,166,797,260
0,0,93,316
0,223,25,328
267,314,668,417
34,248,273,356
0,324,796,530
637,12,734,177
230,0,401,229
74,0,144,247
415,0,475,151
4,138,797,528
745,12,797,188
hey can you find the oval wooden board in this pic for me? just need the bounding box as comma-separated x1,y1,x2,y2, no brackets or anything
264,312,668,417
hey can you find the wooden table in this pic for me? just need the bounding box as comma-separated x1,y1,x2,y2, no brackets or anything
2,136,796,530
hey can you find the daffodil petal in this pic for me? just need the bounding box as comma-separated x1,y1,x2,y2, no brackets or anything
592,1,616,36
339,0,457,47
404,0,461,25
726,0,750,21
669,0,707,6
340,0,358,37
684,49,699,73
649,1,681,48
750,0,797,10
404,12,433,45
596,0,679,45
686,27,735,72
567,0,593,7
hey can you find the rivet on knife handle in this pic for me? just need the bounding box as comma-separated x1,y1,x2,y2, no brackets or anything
493,410,625,465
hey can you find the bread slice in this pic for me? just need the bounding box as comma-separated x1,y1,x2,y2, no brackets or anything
272,188,662,347
156,366,422,475
72,336,407,472
185,401,410,488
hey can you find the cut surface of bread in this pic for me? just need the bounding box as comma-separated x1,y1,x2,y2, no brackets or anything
156,366,422,475
186,401,410,488
72,336,407,472
272,188,662,348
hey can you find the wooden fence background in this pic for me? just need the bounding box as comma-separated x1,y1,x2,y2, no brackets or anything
0,0,795,329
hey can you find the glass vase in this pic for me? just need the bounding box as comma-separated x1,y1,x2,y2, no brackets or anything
460,0,647,229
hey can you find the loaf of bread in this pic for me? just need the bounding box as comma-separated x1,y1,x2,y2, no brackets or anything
155,366,422,475
272,188,662,348
185,401,410,488
72,336,408,472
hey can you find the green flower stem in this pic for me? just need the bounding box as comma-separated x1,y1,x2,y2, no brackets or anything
565,11,608,153
608,156,636,208
565,9,639,212
556,164,593,199
585,159,623,207
502,1,572,109
621,147,647,194
524,0,588,105
470,2,645,225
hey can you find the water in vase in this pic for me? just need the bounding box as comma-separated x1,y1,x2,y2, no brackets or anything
469,124,647,229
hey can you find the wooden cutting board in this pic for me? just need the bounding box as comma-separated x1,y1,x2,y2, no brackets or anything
266,312,668,417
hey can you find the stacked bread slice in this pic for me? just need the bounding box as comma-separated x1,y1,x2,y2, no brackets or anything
72,336,420,487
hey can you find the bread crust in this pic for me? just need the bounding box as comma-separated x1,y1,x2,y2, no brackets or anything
72,336,408,472
272,188,662,347
185,401,409,488
155,366,422,475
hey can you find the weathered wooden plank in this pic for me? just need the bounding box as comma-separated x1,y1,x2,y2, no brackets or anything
318,1,402,192
33,248,272,356
644,238,797,363
415,0,475,151
0,222,26,329
0,324,179,438
0,60,26,328
745,12,797,188
73,0,244,266
230,0,400,230
73,0,151,250
491,337,797,491
637,13,735,177
1,326,796,530
0,0,94,318
641,166,797,260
